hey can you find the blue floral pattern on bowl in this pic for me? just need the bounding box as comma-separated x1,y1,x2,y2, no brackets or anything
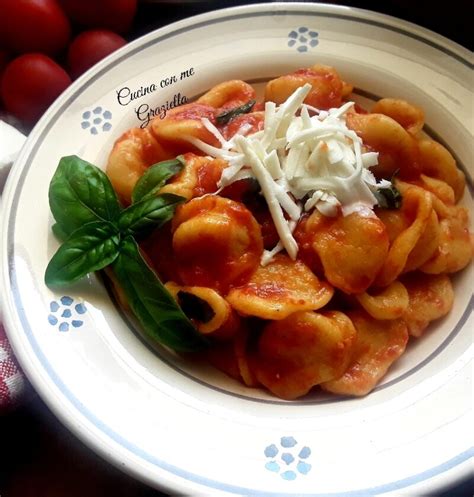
264,436,312,480
81,106,113,135
288,27,319,52
48,296,87,331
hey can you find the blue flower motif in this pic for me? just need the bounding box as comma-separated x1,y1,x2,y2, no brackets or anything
48,296,87,331
264,436,312,480
288,27,319,52
81,106,113,135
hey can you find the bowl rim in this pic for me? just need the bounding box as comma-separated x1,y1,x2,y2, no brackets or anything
1,2,472,495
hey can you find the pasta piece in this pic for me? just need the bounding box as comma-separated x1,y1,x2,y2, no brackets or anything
371,98,424,135
395,180,473,274
218,111,265,141
264,64,351,109
197,80,256,111
321,311,408,396
371,208,406,244
414,174,456,205
205,341,241,381
171,195,263,292
403,209,441,272
205,326,259,387
401,273,454,337
234,328,259,387
226,254,334,320
104,67,472,401
293,214,325,276
151,102,219,147
165,282,240,338
420,207,473,274
417,139,466,202
159,153,227,200
303,211,389,294
429,193,460,221
253,311,357,399
346,111,421,179
375,186,433,286
106,127,174,204
355,281,409,320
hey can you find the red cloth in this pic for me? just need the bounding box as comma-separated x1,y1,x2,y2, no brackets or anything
0,322,29,411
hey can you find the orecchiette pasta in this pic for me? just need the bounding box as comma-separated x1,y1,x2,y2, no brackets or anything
106,63,472,400
171,195,263,292
375,186,433,287
355,281,409,320
254,311,357,399
371,98,424,135
197,79,256,110
159,153,227,200
297,210,389,294
151,102,219,147
417,139,466,201
401,274,454,337
226,254,334,320
165,281,240,338
321,311,409,396
264,64,352,109
107,127,174,203
414,174,456,205
420,209,473,274
346,111,421,180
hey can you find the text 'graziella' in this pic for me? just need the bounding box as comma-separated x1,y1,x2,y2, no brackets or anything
115,67,195,126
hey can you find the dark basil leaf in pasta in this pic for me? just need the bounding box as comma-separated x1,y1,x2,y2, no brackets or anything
177,291,215,324
118,193,185,236
375,184,402,209
45,221,120,287
131,156,184,203
216,99,256,125
111,237,208,352
49,155,122,236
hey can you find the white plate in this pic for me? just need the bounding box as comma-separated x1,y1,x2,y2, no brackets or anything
1,3,473,495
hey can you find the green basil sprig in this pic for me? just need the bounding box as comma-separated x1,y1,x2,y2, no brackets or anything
45,221,120,286
132,157,184,203
45,155,208,352
112,237,207,352
49,155,122,237
216,99,256,125
119,193,184,237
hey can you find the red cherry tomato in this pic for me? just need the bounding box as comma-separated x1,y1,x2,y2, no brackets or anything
67,30,127,79
0,0,71,56
0,50,9,73
59,0,137,34
0,50,11,108
1,54,71,124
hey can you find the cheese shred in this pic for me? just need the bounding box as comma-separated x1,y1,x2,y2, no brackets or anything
185,83,389,264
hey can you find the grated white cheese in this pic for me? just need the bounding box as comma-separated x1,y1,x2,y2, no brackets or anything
184,83,390,264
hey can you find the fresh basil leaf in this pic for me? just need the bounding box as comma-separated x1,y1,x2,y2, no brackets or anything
216,99,256,125
111,237,208,352
375,184,402,209
51,222,68,242
49,155,122,236
45,221,120,287
118,193,185,236
131,157,184,203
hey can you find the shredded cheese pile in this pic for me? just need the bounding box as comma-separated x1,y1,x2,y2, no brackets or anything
184,83,392,265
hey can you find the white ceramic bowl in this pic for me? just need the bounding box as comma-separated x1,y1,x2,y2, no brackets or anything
1,3,472,495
